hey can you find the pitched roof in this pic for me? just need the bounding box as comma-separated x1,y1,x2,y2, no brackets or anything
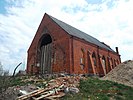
47,14,114,52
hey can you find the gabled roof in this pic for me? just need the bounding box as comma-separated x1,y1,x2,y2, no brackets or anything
47,13,114,52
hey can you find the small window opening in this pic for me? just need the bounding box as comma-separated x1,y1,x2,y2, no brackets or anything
80,48,85,69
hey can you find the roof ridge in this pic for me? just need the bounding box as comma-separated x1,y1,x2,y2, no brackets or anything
46,13,114,52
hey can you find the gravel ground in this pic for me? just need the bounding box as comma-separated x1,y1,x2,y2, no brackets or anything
101,60,133,87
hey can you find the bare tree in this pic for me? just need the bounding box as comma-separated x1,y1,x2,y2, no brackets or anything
0,62,3,76
0,62,10,94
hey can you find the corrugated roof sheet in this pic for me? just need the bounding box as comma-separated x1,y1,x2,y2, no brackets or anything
48,14,114,52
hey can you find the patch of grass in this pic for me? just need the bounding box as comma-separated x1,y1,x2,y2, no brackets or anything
7,76,37,87
61,93,87,100
10,76,48,88
62,77,133,100
10,77,30,86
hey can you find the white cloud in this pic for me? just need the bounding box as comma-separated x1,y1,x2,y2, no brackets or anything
0,0,133,74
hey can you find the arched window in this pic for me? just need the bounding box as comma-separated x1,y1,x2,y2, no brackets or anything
80,48,85,69
102,56,106,70
92,52,97,66
111,58,113,68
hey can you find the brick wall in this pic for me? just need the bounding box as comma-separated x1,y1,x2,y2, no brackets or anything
27,14,71,74
27,14,121,76
71,36,121,75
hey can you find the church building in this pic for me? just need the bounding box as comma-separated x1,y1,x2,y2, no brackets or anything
27,13,121,76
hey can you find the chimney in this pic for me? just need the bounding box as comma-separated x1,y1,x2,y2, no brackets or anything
115,47,119,54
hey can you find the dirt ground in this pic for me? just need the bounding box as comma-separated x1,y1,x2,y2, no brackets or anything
101,60,133,87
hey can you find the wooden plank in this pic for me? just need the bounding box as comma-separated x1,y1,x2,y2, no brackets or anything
34,84,64,100
17,83,64,100
45,92,65,100
35,92,52,100
32,97,38,100
89,54,96,74
17,87,52,100
40,46,44,74
43,45,46,74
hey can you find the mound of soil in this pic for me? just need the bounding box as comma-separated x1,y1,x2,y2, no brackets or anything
102,60,133,87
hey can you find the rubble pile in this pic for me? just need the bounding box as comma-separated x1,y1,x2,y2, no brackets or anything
102,60,133,87
12,75,86,100
16,75,85,100
0,84,40,99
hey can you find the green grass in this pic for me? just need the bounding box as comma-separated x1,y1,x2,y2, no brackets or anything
61,77,133,100
10,76,48,88
2,76,133,100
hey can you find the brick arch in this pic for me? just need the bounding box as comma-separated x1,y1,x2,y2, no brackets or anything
36,34,53,63
37,34,53,74
37,34,53,50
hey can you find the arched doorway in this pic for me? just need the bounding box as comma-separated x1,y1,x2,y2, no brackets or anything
39,34,52,74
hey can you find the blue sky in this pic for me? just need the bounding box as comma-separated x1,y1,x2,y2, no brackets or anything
0,0,7,14
0,0,133,74
86,0,103,4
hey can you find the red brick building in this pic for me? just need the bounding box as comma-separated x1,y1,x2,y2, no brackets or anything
27,13,121,76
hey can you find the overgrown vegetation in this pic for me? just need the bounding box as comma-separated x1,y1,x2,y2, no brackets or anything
0,62,11,94
62,77,133,100
0,76,10,93
0,77,23,93
0,62,28,94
